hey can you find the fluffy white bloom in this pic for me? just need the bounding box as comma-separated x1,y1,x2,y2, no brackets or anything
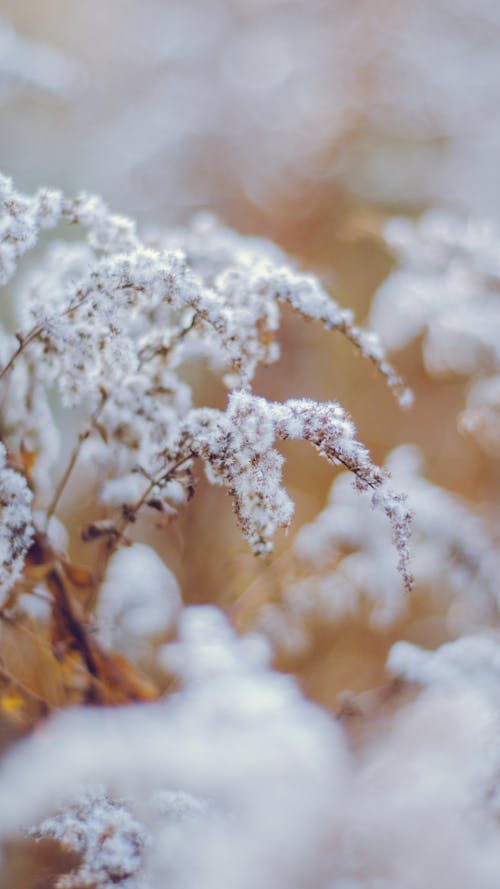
29,790,148,889
371,210,500,452
372,211,500,367
259,445,499,655
4,609,500,888
98,544,181,656
0,441,34,603
0,175,409,561
388,634,500,697
174,392,412,565
0,607,350,889
460,374,500,455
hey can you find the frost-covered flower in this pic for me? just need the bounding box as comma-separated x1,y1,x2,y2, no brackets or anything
29,790,148,889
371,210,500,453
0,174,409,565
259,445,500,655
171,392,412,568
0,441,33,604
5,608,500,889
1,607,350,889
98,544,181,657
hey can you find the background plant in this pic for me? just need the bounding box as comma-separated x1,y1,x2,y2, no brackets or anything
1,3,500,888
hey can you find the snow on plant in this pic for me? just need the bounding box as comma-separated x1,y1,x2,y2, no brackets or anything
389,633,500,697
342,650,500,889
97,543,181,657
0,441,33,600
28,790,148,889
0,172,412,608
370,209,500,453
2,169,500,888
258,444,500,656
0,170,421,885
3,609,500,888
0,607,351,889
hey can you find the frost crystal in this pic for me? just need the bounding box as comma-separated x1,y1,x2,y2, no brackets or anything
5,608,500,889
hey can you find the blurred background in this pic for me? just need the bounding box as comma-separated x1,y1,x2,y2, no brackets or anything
1,0,500,710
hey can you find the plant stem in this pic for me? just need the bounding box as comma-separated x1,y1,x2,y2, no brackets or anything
89,453,194,605
44,393,107,527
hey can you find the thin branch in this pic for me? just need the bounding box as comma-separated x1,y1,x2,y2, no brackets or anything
45,391,107,526
0,326,43,383
89,453,194,603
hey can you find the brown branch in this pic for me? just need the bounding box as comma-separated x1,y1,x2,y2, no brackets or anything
90,453,194,601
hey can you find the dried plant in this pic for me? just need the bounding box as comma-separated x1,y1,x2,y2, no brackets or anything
4,4,500,888
0,172,423,887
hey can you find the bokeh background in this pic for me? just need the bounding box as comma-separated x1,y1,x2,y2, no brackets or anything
1,0,500,711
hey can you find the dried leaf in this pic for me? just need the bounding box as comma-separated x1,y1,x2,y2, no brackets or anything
0,688,25,716
62,561,95,589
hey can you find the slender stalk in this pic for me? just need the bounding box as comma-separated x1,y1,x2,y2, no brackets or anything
90,454,194,604
0,326,43,383
0,286,93,383
44,393,107,527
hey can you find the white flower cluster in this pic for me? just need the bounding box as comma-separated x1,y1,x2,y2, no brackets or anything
0,608,349,889
259,445,500,655
371,210,500,453
173,392,412,565
29,790,148,889
0,442,33,605
98,543,181,657
3,607,500,889
0,174,410,568
388,634,500,697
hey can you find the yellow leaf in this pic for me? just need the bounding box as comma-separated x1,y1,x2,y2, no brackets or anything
1,689,25,715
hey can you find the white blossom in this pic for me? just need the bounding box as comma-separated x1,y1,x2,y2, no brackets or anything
29,790,148,889
371,210,500,451
98,544,181,656
388,634,500,697
4,609,500,889
173,392,412,565
259,445,499,655
0,174,409,562
0,607,351,889
0,441,33,604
